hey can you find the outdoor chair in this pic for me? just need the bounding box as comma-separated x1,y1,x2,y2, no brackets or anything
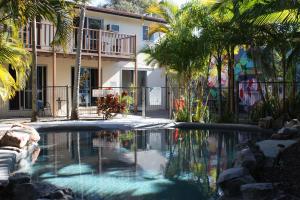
38,101,52,117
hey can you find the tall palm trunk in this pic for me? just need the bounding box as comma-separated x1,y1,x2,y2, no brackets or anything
71,5,86,120
281,48,287,113
216,52,223,119
31,17,38,122
251,45,266,104
227,46,235,113
230,46,235,113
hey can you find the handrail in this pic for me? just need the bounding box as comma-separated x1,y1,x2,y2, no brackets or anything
21,22,136,57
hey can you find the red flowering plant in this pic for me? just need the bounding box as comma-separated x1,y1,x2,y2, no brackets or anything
97,91,132,119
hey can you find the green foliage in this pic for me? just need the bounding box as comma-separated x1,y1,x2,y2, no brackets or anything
193,99,210,123
97,92,130,120
0,0,76,101
250,97,283,122
102,0,156,14
119,131,134,141
174,108,189,122
217,111,235,123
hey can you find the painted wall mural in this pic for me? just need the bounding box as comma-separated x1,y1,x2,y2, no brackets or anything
207,47,261,109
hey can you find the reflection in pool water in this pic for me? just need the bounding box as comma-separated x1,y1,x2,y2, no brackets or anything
31,129,269,200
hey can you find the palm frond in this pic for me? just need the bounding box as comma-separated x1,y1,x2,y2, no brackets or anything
0,23,31,100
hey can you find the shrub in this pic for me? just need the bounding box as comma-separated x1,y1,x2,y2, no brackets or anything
97,92,130,119
250,97,282,122
175,107,189,122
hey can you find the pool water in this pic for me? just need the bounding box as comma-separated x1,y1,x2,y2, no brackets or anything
31,129,269,200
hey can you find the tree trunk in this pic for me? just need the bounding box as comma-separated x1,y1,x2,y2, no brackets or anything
217,54,223,119
31,17,38,122
227,47,231,113
230,46,235,113
281,48,287,113
251,45,266,104
227,46,235,113
71,5,86,120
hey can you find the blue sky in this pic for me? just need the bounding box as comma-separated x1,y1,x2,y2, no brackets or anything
90,0,189,7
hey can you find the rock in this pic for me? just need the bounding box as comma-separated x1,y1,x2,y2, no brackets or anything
217,167,255,197
0,131,30,148
10,124,40,144
62,188,73,195
50,190,65,199
256,140,297,158
34,182,60,197
272,117,284,129
13,183,38,200
241,183,274,200
272,127,299,140
258,117,273,129
234,148,257,171
277,127,299,134
284,119,300,128
9,173,31,185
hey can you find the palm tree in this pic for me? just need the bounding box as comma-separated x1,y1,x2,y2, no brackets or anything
143,4,211,122
212,0,300,114
0,23,31,100
146,1,179,36
0,0,74,121
71,3,87,120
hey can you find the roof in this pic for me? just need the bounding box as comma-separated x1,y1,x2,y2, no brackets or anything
86,6,167,24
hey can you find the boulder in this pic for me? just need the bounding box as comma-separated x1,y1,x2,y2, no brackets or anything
258,117,273,129
13,183,38,200
9,173,31,185
217,167,255,197
10,124,40,144
256,140,297,159
12,181,74,200
272,117,284,129
271,127,299,140
234,148,256,171
241,183,274,200
49,190,65,199
0,131,30,148
284,119,300,128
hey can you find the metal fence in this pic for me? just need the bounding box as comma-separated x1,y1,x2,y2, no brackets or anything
1,82,299,121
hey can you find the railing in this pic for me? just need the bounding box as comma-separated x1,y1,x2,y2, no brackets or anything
20,22,55,50
21,22,136,58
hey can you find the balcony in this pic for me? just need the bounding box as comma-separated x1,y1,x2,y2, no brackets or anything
20,22,136,60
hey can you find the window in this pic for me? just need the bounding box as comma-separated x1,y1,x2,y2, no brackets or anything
9,66,47,110
71,67,98,106
74,17,103,50
106,24,120,32
143,26,154,41
111,25,119,32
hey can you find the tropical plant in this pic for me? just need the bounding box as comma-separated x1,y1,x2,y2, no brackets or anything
71,3,86,120
102,0,156,14
174,107,189,122
144,3,210,122
0,24,31,100
97,93,129,120
0,0,76,121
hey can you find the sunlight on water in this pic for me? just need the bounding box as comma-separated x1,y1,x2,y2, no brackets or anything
30,129,269,200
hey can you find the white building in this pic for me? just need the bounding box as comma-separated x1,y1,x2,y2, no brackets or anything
0,6,168,118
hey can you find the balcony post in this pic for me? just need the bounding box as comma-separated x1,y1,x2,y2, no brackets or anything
52,51,56,117
98,30,102,87
52,24,56,118
134,35,138,113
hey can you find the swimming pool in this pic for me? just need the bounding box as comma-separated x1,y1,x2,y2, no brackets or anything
30,129,270,200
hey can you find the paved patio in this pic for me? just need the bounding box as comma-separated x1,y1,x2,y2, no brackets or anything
0,114,174,131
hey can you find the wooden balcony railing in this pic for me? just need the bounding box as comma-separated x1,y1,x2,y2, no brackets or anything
20,22,136,59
